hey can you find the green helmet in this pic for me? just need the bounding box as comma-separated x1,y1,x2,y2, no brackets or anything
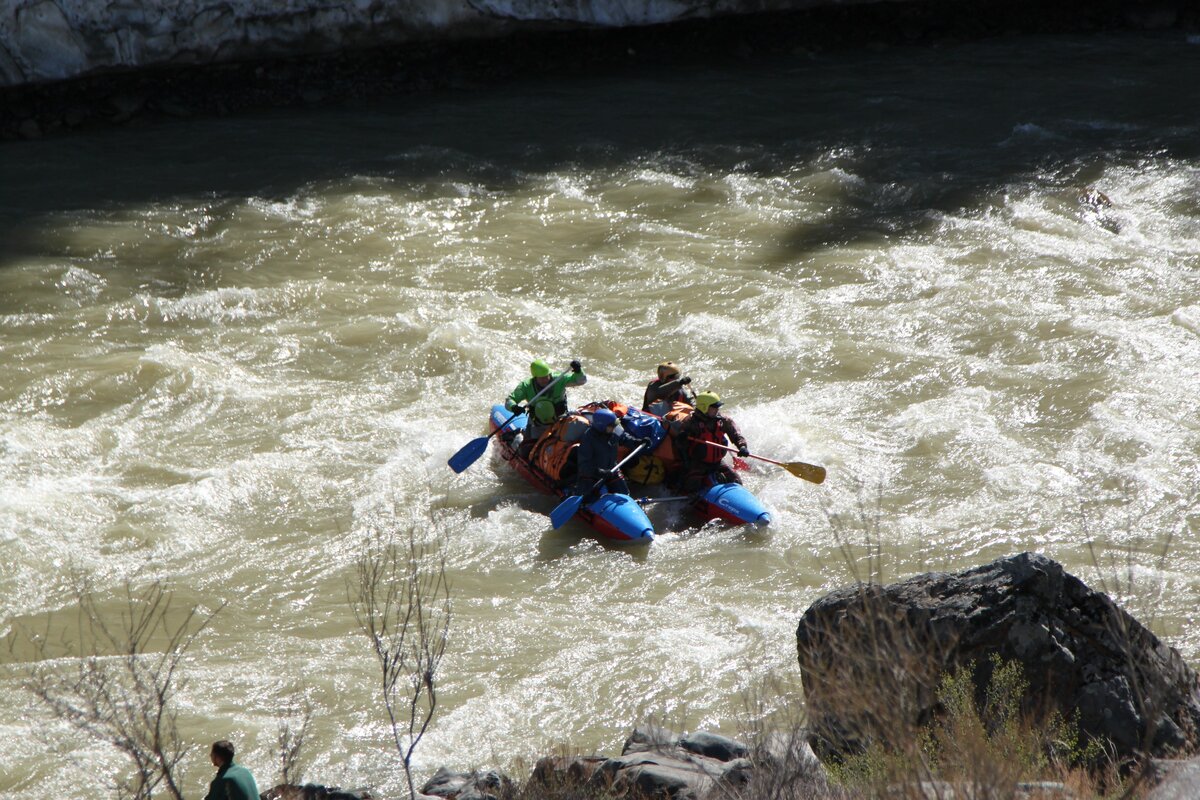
695,391,722,414
533,399,556,424
530,359,552,378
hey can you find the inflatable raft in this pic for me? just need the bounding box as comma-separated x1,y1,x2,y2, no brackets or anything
488,404,655,543
488,400,771,538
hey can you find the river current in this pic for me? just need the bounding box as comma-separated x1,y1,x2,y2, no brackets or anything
2,30,1199,798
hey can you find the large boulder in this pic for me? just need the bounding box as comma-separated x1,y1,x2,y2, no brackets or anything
796,552,1200,764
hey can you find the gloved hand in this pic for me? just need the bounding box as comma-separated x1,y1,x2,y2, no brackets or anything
599,468,612,477
510,405,525,415
680,376,692,385
738,446,750,458
570,360,582,373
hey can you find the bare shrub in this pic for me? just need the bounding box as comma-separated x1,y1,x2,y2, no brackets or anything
277,700,314,787
804,481,952,768
350,525,451,800
827,656,1132,799
797,589,947,787
9,574,222,800
1079,491,1191,799
820,478,888,587
733,673,846,800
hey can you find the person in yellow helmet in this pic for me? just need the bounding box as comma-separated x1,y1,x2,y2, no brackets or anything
505,359,586,420
641,360,693,416
675,391,749,491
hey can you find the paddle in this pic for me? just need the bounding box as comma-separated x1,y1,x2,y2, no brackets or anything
690,438,827,485
550,442,648,529
447,370,570,474
636,495,693,506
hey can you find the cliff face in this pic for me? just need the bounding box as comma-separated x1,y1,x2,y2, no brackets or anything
0,0,820,87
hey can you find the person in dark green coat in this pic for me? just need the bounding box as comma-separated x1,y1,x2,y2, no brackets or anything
505,358,586,418
204,740,259,800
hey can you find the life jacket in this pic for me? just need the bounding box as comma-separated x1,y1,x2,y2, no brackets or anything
688,415,731,466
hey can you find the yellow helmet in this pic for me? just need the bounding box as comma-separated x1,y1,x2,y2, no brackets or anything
695,392,722,414
530,359,552,377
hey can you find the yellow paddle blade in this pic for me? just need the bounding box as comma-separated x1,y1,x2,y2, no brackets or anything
784,461,826,484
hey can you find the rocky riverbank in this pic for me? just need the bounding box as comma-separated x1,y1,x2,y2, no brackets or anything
1,0,1195,140
266,553,1200,800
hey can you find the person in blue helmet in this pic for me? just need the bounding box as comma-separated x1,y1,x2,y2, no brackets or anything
573,407,643,499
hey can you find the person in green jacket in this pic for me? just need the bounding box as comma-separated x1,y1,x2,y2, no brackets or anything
204,740,259,800
505,358,586,418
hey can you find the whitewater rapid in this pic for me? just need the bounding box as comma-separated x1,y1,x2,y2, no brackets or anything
1,30,1199,799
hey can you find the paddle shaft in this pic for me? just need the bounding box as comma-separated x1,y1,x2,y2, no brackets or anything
694,437,775,464
636,495,692,505
602,441,649,482
447,366,577,473
493,370,572,438
689,437,826,484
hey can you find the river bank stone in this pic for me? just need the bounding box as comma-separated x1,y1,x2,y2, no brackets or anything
524,725,768,799
1,0,1196,140
8,0,1189,90
421,767,510,800
262,785,375,800
796,552,1200,765
1146,757,1200,799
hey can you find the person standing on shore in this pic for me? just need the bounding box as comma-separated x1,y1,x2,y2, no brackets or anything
204,740,259,800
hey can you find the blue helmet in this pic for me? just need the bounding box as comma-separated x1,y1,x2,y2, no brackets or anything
592,408,618,430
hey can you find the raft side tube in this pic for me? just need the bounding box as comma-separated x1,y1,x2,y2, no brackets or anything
585,491,655,543
698,482,771,527
489,404,529,435
490,405,654,541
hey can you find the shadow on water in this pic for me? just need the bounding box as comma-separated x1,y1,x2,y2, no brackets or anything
0,31,1196,270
